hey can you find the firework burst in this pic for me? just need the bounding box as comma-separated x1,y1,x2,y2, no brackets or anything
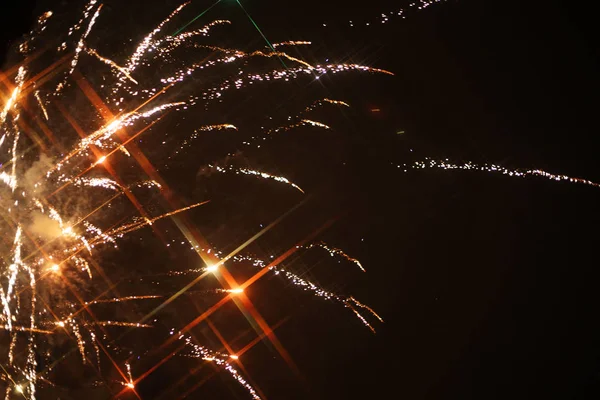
3,1,595,399
0,1,389,398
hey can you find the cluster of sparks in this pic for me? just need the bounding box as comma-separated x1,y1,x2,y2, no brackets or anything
321,0,448,28
0,1,393,398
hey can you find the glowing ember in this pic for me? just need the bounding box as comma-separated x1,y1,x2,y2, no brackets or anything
205,264,219,273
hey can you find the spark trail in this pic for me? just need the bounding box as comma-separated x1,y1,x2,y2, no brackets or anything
403,158,600,188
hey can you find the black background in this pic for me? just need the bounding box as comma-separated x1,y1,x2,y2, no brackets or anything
2,0,599,398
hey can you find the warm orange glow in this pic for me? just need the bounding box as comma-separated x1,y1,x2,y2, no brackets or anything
205,264,218,273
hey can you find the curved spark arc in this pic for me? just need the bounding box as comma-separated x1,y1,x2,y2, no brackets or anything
209,165,305,193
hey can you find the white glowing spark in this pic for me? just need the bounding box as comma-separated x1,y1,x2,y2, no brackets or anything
205,264,219,273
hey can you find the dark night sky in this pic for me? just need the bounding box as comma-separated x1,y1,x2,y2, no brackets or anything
2,0,600,399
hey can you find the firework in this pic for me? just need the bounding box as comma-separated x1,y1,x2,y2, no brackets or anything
1,1,388,398
320,0,449,28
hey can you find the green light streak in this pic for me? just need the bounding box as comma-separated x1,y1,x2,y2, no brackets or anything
172,0,288,68
172,0,224,36
234,0,287,68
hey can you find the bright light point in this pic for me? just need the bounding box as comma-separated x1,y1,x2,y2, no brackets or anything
126,382,135,389
96,155,107,164
205,264,218,273
230,288,243,294
230,354,239,359
57,321,65,327
50,264,60,272
15,385,23,394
